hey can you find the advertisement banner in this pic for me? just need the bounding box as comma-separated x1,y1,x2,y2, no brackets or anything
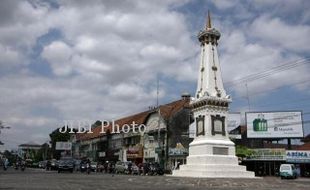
246,111,303,138
247,148,286,161
55,142,72,150
286,150,310,163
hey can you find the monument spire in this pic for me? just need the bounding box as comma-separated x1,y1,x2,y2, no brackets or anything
195,11,226,99
173,12,254,178
207,10,211,29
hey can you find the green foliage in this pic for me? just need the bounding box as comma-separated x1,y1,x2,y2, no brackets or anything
3,150,16,165
49,126,71,159
235,145,254,158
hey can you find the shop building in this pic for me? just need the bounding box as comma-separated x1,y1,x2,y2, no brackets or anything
75,95,193,171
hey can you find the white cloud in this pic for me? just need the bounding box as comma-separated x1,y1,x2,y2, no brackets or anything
250,15,310,53
0,0,309,149
0,44,22,68
42,41,74,76
211,0,234,10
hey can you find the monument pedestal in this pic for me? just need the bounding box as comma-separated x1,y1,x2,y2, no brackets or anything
172,137,255,178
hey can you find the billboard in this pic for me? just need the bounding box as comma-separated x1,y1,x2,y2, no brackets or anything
55,142,72,150
189,113,242,139
286,150,310,163
246,111,303,138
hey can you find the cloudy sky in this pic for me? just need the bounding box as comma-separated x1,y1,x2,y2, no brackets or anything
0,0,309,150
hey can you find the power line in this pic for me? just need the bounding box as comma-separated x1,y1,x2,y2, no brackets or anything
225,58,310,86
224,58,310,88
231,79,310,100
253,97,310,108
245,112,310,122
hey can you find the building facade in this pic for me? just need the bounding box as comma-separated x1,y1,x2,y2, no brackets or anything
75,95,192,171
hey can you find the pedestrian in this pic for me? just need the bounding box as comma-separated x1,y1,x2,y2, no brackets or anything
3,157,9,171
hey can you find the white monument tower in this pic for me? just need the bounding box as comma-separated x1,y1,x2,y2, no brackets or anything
173,12,255,178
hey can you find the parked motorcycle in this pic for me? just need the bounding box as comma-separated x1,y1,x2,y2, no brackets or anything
14,162,19,170
21,160,26,171
148,162,164,176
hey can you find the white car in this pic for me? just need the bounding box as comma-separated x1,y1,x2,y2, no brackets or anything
280,164,298,179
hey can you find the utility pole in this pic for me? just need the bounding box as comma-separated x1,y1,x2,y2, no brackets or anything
156,76,161,163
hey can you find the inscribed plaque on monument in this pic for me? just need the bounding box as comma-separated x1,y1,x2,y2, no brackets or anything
211,115,225,136
196,115,205,136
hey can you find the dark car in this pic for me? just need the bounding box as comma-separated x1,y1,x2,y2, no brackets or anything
58,158,74,173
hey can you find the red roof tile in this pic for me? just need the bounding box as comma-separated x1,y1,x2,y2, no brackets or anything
77,98,190,141
297,142,310,150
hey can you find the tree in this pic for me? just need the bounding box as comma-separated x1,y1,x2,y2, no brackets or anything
235,145,254,158
49,126,71,159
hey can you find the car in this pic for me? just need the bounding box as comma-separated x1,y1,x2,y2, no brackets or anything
38,160,47,169
58,158,74,173
115,161,131,174
280,164,298,179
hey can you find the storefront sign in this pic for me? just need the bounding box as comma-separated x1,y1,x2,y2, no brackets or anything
168,148,188,156
98,152,106,157
246,111,303,138
169,143,188,156
127,145,143,158
55,142,72,150
247,148,286,161
286,150,310,163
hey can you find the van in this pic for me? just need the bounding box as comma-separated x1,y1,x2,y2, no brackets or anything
279,164,298,179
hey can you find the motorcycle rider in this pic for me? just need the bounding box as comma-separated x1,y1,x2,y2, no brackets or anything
86,159,91,174
20,159,26,171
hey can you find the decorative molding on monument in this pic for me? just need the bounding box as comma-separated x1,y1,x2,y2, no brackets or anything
198,29,220,45
192,105,229,114
190,96,231,109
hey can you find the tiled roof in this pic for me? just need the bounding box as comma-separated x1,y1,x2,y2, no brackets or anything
77,98,190,141
262,142,300,150
297,142,310,150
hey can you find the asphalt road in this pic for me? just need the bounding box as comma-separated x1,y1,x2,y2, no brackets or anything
0,168,310,190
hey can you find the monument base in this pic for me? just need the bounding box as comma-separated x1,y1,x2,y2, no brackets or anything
172,138,255,178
